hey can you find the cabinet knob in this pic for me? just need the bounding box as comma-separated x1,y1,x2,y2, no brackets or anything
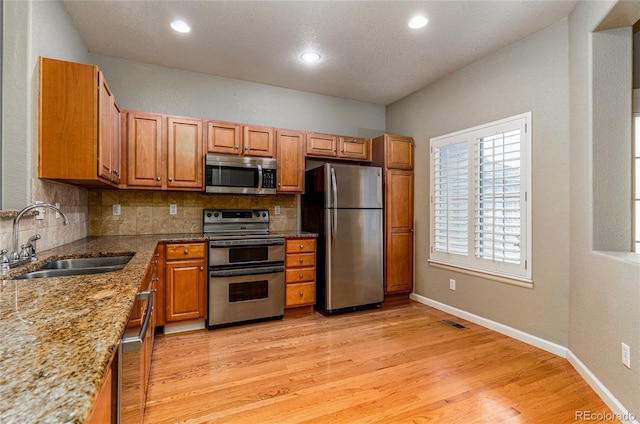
299,273,303,278
184,249,189,255
156,177,161,181
299,291,304,297
244,146,249,151
235,145,239,149
155,253,160,257
299,258,304,263
199,266,204,271
152,260,157,265
278,183,282,187
300,244,304,249
168,177,173,182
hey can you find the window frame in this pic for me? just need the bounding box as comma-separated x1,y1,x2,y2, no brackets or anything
429,112,533,283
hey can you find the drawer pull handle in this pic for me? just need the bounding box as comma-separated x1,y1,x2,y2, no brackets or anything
299,258,304,263
300,244,304,249
299,291,304,297
184,249,189,255
299,273,303,278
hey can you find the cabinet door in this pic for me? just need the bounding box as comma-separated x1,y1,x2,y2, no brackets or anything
276,130,305,193
126,112,163,188
243,125,275,157
98,72,115,182
385,169,414,293
165,259,206,322
387,135,414,169
167,116,203,190
306,132,337,158
338,137,370,161
154,247,165,327
206,120,241,155
111,101,122,184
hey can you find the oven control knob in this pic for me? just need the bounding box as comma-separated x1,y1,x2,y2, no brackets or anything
206,212,212,218
255,212,260,217
261,212,267,217
213,212,219,218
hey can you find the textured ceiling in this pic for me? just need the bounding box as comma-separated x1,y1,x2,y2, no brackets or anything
61,0,578,105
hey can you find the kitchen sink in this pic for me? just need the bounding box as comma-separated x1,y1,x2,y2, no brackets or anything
15,255,133,280
40,255,133,270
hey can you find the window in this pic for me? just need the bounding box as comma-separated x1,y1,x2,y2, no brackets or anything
634,112,640,253
430,112,532,281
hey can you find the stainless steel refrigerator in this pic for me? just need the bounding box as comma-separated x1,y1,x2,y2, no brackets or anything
302,163,384,315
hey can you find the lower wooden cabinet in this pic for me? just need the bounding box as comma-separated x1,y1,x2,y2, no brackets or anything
284,238,316,308
87,364,114,424
164,242,207,322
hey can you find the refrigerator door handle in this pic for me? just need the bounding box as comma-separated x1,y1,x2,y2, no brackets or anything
331,167,338,247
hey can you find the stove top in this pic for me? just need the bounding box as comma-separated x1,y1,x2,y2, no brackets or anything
203,209,271,237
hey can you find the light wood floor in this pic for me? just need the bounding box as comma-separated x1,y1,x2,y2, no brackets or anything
144,301,615,423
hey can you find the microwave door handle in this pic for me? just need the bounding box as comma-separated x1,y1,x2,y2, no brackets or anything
257,164,263,193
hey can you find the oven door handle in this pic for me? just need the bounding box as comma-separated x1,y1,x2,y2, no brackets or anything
121,290,152,353
209,266,284,278
209,238,284,247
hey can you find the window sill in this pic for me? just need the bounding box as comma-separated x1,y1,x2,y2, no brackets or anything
592,250,640,266
428,260,534,289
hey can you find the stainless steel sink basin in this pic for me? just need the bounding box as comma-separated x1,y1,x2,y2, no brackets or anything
15,255,133,280
40,255,133,270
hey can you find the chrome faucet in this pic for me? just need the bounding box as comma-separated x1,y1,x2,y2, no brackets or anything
10,204,70,266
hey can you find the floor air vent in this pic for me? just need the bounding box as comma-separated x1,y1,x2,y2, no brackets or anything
440,319,468,330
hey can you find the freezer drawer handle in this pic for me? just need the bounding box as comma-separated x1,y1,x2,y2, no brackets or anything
121,291,152,353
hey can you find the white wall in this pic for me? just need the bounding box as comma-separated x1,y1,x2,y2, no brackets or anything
386,19,572,345
568,0,640,416
91,54,385,139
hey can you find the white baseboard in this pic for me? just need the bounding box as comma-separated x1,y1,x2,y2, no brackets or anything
409,293,638,424
162,319,206,335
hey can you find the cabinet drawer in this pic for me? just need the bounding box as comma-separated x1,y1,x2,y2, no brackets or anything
286,253,316,268
286,282,316,307
285,238,316,253
286,267,315,283
165,243,206,260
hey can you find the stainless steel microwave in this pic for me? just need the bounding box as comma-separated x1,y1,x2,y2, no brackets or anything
205,154,277,194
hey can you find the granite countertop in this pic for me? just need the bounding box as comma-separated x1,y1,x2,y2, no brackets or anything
0,231,314,423
0,233,205,424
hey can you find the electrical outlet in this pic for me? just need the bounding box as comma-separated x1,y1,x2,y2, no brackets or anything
112,204,121,216
274,205,281,215
55,202,61,218
169,204,178,215
449,279,456,290
35,200,44,220
622,343,631,368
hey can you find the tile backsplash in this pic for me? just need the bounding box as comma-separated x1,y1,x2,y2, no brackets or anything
0,179,90,255
89,190,299,236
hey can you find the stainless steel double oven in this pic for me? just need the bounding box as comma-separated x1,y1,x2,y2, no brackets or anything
204,209,285,328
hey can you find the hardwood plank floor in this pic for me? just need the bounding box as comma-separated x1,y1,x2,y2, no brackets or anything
144,302,615,423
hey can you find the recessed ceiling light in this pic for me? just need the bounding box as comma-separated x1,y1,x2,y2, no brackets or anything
408,16,428,29
301,51,321,63
170,20,191,33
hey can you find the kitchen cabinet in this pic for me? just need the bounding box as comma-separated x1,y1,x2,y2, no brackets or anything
276,130,305,193
87,361,115,424
284,238,316,309
39,57,121,187
372,134,415,294
338,136,371,161
154,246,166,327
165,242,207,322
306,132,371,161
124,111,203,190
206,121,275,158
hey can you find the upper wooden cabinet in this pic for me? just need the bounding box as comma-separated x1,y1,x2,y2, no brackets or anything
276,130,305,193
372,134,414,170
306,132,337,158
124,111,203,190
98,73,122,184
39,57,121,187
206,121,275,158
338,136,371,161
306,132,371,161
